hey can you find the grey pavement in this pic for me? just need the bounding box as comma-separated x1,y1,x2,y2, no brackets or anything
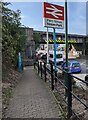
4,66,62,118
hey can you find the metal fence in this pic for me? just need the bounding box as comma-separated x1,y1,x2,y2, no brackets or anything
34,60,88,120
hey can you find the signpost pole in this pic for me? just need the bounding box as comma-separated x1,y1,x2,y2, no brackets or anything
65,0,68,97
46,0,49,64
65,0,68,67
47,27,49,64
53,28,56,71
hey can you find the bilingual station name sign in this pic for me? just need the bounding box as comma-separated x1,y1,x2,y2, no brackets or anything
43,2,64,29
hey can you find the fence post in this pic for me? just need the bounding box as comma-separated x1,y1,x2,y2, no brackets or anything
34,62,35,69
67,73,72,119
85,75,88,86
85,75,88,108
40,62,42,79
50,63,54,90
55,70,57,83
64,67,69,98
38,61,39,75
44,62,46,82
33,58,36,69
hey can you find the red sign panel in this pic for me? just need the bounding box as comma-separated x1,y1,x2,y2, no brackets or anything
43,2,64,20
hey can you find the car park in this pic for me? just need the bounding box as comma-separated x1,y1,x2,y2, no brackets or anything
61,59,81,73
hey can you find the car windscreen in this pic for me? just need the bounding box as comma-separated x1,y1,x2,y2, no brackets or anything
56,54,62,58
72,63,80,67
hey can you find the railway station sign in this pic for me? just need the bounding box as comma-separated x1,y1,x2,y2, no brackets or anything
43,2,64,29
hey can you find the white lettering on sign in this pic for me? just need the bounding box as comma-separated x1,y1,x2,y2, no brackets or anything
43,18,64,29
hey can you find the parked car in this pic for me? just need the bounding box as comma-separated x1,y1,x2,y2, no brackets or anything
61,60,81,73
36,50,47,61
49,50,64,65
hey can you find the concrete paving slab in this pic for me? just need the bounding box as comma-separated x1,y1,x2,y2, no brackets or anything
4,66,62,118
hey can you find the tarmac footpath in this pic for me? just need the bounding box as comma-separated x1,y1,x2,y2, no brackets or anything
4,66,63,118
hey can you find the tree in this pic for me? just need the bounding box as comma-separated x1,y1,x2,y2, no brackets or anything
33,33,41,50
2,2,26,66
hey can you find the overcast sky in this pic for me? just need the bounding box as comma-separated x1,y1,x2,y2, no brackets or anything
8,2,86,35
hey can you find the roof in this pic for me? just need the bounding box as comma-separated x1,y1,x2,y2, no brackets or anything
68,60,79,63
33,30,86,37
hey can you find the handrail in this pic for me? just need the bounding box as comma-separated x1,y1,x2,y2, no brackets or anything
34,60,88,120
71,74,88,85
71,91,88,108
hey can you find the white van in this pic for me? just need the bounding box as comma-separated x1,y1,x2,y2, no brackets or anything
49,50,64,64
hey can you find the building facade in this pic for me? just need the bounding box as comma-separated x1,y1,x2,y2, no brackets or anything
22,27,35,59
34,30,86,56
23,27,86,58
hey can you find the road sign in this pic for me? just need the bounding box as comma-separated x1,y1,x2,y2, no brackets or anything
43,2,64,29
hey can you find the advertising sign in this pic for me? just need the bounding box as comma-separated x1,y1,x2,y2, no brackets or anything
43,2,64,29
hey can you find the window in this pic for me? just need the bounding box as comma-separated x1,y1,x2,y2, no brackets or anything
77,38,83,43
50,54,53,58
56,54,62,58
72,63,80,67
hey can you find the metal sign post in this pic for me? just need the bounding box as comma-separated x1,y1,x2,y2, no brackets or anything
53,28,56,71
43,1,64,70
65,0,68,97
65,0,68,67
47,27,49,64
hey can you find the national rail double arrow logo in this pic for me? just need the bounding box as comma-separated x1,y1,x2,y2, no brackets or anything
46,5,63,19
43,2,64,20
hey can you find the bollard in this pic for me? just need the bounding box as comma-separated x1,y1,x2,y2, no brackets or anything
18,52,22,72
50,63,54,90
67,73,72,119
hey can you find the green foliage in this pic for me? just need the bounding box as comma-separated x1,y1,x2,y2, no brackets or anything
33,33,40,49
2,2,26,65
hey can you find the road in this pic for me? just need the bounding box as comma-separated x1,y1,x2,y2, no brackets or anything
40,57,88,89
57,58,88,89
72,58,88,89
73,58,87,78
